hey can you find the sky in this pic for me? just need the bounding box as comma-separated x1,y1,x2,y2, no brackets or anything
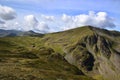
0,0,120,33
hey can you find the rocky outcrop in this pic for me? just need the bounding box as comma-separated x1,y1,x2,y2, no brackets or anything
64,29,120,80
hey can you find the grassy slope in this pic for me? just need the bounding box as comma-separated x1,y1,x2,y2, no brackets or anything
40,26,120,80
42,26,94,55
1,26,120,80
0,34,94,80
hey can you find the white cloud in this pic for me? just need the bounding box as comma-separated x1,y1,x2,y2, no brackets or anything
0,5,16,20
35,21,49,33
41,15,55,21
24,15,49,33
24,15,38,30
0,21,20,30
0,9,116,33
61,11,116,30
62,14,72,22
0,20,5,24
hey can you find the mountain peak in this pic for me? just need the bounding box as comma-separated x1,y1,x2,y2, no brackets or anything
0,26,120,80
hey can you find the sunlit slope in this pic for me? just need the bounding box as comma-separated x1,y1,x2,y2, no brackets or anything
0,36,94,80
0,26,120,80
41,26,120,80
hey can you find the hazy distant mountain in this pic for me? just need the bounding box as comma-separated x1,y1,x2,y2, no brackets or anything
0,26,120,80
0,29,43,37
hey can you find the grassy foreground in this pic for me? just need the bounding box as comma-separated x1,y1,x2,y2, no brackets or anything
0,36,94,80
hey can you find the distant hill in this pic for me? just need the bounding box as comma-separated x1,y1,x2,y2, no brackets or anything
0,29,44,37
0,26,120,80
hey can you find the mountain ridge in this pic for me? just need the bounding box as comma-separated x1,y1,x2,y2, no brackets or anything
0,26,120,80
0,29,44,37
41,26,120,80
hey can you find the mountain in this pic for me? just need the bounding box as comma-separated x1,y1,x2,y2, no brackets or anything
0,26,120,80
0,29,43,37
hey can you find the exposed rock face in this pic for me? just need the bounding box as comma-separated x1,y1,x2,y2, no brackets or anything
63,27,120,80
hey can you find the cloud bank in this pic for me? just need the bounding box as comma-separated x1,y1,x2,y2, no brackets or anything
0,5,17,30
0,20,5,24
24,15,38,30
0,5,16,20
35,21,50,33
24,15,49,33
41,15,55,21
0,5,116,33
61,11,116,30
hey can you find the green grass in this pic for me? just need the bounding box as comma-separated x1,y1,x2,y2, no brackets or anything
0,34,95,80
1,26,120,80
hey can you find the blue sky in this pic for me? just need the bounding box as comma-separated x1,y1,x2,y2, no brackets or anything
0,0,120,32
